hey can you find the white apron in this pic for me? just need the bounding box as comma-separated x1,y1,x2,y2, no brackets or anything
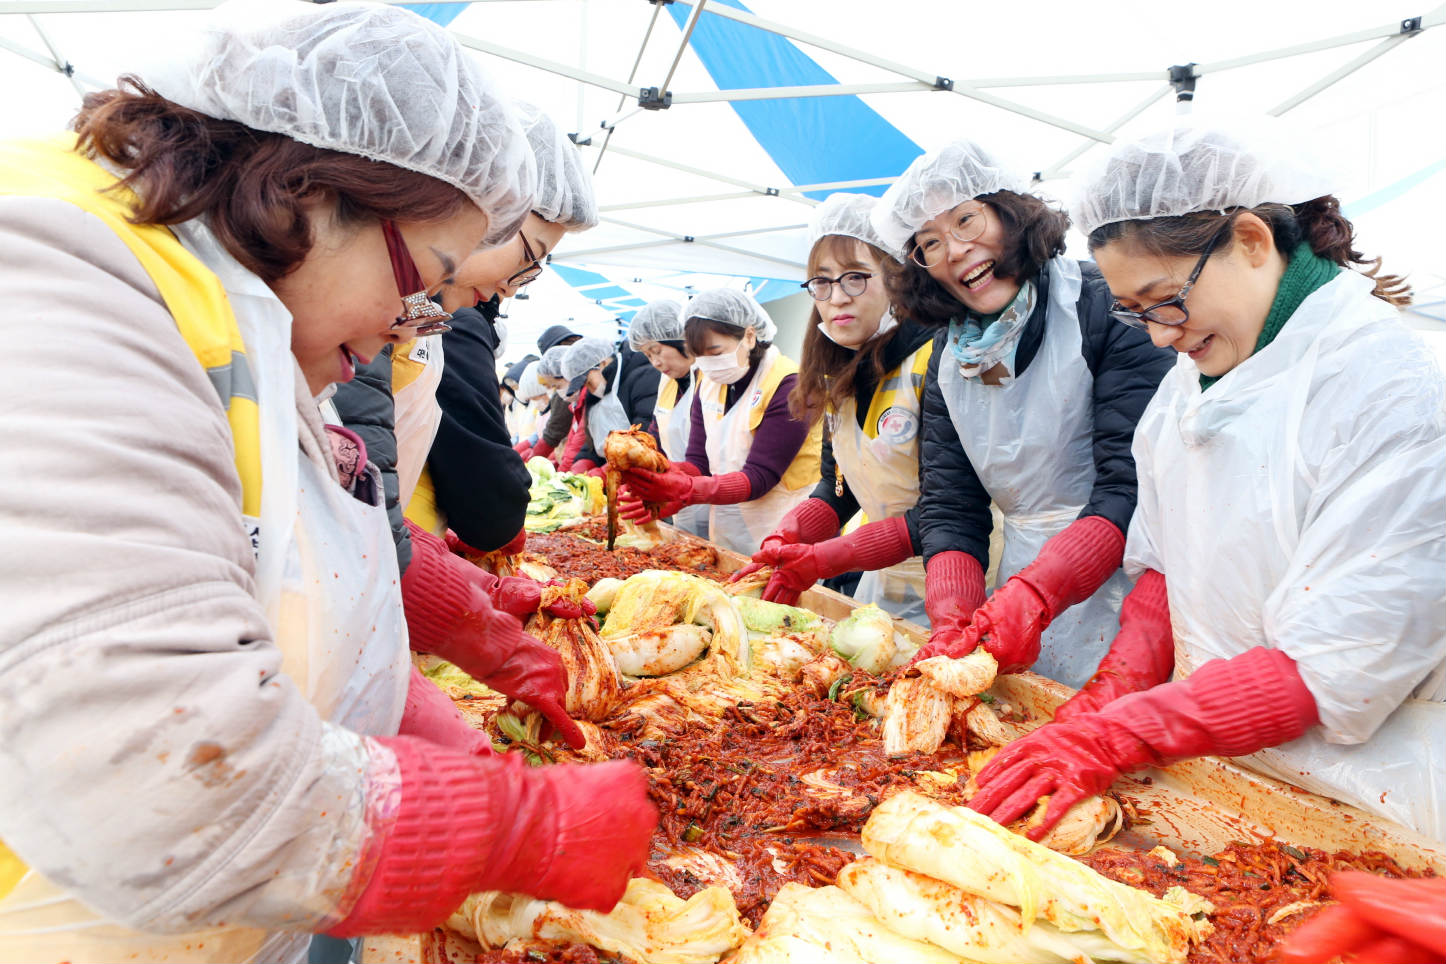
392,335,444,510
585,352,633,455
0,223,410,964
701,346,813,555
1127,270,1446,840
654,370,709,537
937,258,1129,687
830,342,930,624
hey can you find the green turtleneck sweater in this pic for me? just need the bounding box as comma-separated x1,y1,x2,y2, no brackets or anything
1200,243,1339,392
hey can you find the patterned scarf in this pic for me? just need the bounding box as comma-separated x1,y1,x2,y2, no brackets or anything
948,280,1037,378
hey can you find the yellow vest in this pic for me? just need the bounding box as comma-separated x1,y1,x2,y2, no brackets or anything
704,351,823,492
0,135,262,900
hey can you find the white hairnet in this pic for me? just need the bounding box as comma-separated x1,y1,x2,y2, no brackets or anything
627,300,685,350
809,192,895,260
562,336,615,382
1071,119,1337,239
518,360,545,400
686,288,777,342
145,0,535,246
872,140,1029,257
537,344,570,380
516,101,598,231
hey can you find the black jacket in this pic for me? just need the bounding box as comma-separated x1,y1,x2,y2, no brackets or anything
916,259,1174,570
428,298,533,551
573,343,660,466
808,319,936,548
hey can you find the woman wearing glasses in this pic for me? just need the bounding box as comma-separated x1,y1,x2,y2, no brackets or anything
968,122,1444,844
872,139,1173,687
729,194,936,621
621,288,823,556
0,6,654,962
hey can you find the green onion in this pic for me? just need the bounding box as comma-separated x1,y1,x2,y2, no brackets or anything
682,823,704,843
1201,856,1220,867
1281,844,1308,861
828,674,853,701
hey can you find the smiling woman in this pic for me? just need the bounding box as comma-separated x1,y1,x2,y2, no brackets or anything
0,4,657,963
868,139,1175,690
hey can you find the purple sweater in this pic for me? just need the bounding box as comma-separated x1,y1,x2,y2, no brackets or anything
685,363,811,499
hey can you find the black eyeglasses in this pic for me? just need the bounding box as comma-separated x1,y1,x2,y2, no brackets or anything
506,232,545,289
381,219,452,337
1108,224,1231,330
801,270,873,301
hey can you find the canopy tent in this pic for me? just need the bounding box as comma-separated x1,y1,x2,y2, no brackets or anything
1,0,1442,357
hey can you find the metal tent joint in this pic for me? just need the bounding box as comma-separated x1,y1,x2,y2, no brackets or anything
1169,62,1198,102
639,86,673,110
568,132,592,147
933,76,954,91
1399,16,1423,33
764,187,780,196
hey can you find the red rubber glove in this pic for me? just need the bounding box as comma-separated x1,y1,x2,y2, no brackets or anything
513,439,533,456
429,524,581,620
328,738,657,936
731,498,841,586
758,516,915,605
1053,569,1173,724
1279,872,1446,964
948,515,1125,672
621,462,752,509
968,646,1319,839
402,522,585,750
909,551,988,662
530,438,556,459
571,459,598,474
398,666,494,757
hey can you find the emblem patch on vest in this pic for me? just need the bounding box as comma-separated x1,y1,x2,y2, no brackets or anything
875,405,919,445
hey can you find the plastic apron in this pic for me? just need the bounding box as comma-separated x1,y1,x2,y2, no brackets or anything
0,204,408,964
585,353,632,455
391,335,444,509
701,346,814,555
654,370,709,537
937,258,1128,687
830,342,931,624
1128,271,1446,840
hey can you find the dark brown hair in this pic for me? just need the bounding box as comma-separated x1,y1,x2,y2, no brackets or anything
882,190,1069,326
684,317,770,368
789,235,897,420
72,77,471,283
1086,197,1410,307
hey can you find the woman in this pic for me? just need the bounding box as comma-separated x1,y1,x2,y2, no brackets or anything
873,140,1174,687
401,102,598,549
0,6,652,962
621,288,822,556
524,341,578,460
968,122,1444,842
512,360,551,448
560,335,660,473
735,193,936,621
627,299,709,536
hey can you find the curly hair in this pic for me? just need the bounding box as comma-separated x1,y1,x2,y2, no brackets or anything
882,190,1069,326
1086,197,1411,307
72,76,470,283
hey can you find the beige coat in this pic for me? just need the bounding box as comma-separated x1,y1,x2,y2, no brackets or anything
0,197,378,938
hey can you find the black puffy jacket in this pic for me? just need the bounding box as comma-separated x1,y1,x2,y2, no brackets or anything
573,343,661,466
428,298,533,551
916,259,1174,570
808,319,936,547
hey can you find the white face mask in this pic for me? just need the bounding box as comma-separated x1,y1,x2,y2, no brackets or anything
696,348,750,385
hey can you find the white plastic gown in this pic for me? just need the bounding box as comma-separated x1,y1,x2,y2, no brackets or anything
828,340,931,625
937,257,1130,687
1126,269,1446,840
585,352,632,454
0,222,410,964
654,370,709,537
